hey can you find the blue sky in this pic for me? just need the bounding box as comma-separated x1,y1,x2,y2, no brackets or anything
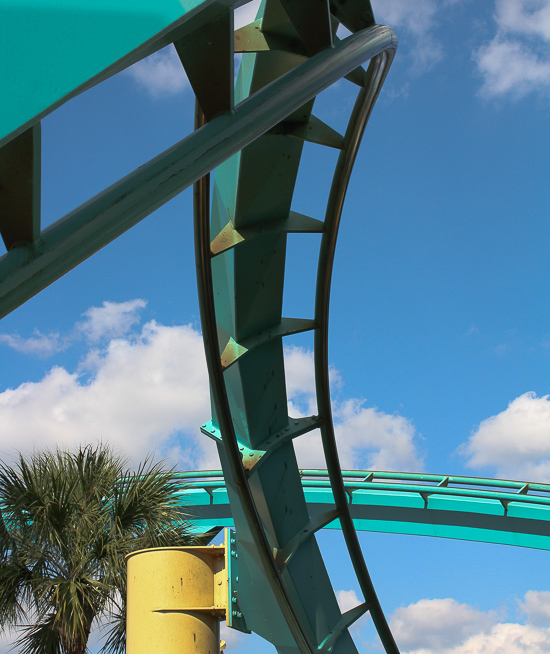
1,0,550,652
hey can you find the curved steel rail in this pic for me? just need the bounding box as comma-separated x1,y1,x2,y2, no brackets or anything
314,50,397,653
195,5,398,653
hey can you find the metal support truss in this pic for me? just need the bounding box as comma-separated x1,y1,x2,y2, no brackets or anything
194,2,397,652
0,21,395,320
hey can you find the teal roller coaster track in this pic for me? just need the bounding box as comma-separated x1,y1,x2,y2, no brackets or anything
177,469,550,552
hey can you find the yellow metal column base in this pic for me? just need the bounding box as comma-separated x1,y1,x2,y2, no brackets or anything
126,533,228,654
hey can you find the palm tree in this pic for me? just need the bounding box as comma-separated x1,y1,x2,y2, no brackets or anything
0,444,195,654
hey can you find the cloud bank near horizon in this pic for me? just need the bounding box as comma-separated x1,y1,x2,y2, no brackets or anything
3,299,550,483
0,299,424,473
389,591,550,654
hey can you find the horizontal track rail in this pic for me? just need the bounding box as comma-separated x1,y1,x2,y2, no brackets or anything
173,470,550,551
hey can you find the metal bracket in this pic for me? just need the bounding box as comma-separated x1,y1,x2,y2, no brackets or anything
273,509,340,570
269,115,344,150
200,422,265,470
210,211,324,257
226,530,251,634
317,601,373,653
201,414,323,473
234,19,309,56
219,317,317,370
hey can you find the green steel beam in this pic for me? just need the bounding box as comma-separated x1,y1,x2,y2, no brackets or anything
0,124,41,251
0,0,254,147
175,8,235,121
0,24,396,321
195,2,398,651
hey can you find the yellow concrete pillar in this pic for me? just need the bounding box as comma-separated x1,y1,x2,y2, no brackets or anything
126,540,227,654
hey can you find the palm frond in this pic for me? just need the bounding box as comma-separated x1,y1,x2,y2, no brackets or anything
16,612,63,654
0,559,32,628
0,444,197,653
99,594,126,654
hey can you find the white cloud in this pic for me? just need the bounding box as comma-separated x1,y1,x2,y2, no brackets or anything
495,0,550,41
458,622,550,654
334,400,423,472
391,598,497,652
77,299,147,343
0,320,214,469
285,346,424,472
0,307,422,475
373,0,439,37
0,330,67,357
337,589,361,614
519,590,550,627
372,0,446,69
390,594,550,654
335,589,370,633
0,300,147,358
475,0,550,98
126,45,190,97
284,345,342,414
461,392,550,482
475,37,550,98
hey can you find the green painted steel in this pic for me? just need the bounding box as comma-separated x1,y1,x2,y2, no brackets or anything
193,2,399,651
175,470,550,552
3,1,541,651
0,0,246,146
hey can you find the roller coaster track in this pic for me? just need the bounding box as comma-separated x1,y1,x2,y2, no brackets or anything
176,470,550,552
194,8,397,653
0,1,405,652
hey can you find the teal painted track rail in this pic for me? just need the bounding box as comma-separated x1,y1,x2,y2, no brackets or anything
176,470,550,551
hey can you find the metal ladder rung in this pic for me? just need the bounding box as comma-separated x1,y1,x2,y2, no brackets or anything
200,414,324,473
318,601,373,653
234,19,309,56
273,509,341,570
211,211,324,256
220,317,317,370
269,115,345,150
